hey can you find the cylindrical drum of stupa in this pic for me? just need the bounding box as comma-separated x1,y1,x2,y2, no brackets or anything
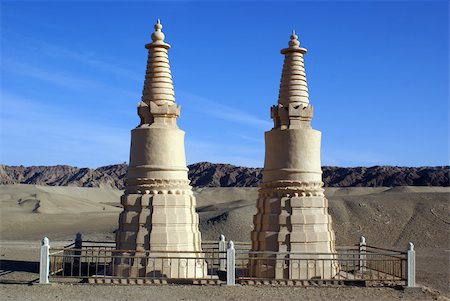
250,31,338,280
113,20,206,279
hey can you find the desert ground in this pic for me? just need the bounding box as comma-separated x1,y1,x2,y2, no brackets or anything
0,184,448,300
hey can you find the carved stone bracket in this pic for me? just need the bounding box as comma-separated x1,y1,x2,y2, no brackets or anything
137,102,152,125
259,180,324,197
125,178,191,195
271,103,314,130
137,101,181,126
149,101,180,117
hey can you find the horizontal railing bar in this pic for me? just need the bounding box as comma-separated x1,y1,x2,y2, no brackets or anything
238,259,403,263
51,254,403,259
241,251,405,256
49,268,64,275
50,250,405,258
50,257,403,265
51,254,400,262
46,239,408,284
50,249,67,253
80,240,115,243
62,240,405,252
365,245,405,253
50,248,225,253
50,276,219,280
50,254,217,260
74,240,221,244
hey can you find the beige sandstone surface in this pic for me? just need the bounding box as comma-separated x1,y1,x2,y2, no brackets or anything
0,284,446,301
0,184,448,297
114,20,205,278
250,31,337,279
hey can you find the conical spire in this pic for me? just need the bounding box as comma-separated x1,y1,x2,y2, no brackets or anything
115,20,206,279
251,30,338,280
277,30,309,106
141,19,175,107
270,31,313,130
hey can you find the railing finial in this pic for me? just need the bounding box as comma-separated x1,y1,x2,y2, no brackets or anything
360,236,366,245
226,240,236,285
39,236,50,284
407,241,416,287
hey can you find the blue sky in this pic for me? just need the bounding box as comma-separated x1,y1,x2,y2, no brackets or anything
1,0,448,168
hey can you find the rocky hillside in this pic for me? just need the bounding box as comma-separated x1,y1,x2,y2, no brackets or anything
0,164,128,189
0,162,448,188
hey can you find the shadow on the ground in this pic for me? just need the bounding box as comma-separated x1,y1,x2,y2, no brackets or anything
0,260,39,273
0,260,39,284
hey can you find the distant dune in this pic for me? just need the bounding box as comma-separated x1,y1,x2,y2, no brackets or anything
0,184,448,293
1,162,448,188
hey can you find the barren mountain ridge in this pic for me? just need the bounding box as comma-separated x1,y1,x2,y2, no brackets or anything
1,162,448,188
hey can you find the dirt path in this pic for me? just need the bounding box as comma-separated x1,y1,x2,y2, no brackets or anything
0,283,448,301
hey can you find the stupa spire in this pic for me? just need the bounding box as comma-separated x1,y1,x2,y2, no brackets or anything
271,31,312,130
114,20,205,279
251,31,337,280
141,19,176,108
277,31,309,107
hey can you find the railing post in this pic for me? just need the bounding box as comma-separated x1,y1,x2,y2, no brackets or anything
75,232,82,249
359,236,366,273
407,242,416,288
74,232,82,268
219,234,226,271
226,240,235,286
39,237,50,284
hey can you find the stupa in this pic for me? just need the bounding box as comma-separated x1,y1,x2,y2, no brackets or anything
114,20,205,278
250,31,338,279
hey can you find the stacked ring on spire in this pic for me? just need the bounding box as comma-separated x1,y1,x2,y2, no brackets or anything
278,50,309,106
142,20,176,106
142,47,175,106
277,32,310,107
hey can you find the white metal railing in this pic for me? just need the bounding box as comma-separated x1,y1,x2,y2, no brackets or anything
39,237,50,284
226,241,235,285
39,234,416,287
407,242,416,287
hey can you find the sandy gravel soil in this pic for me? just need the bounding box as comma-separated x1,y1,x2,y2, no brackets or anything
0,283,448,301
0,185,449,300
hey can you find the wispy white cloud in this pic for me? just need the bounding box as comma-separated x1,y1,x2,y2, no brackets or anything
178,90,272,130
0,92,129,167
1,58,140,99
174,91,269,167
1,33,269,167
185,138,263,167
4,32,142,81
229,132,264,144
2,58,92,89
33,40,142,81
2,32,142,101
321,149,394,167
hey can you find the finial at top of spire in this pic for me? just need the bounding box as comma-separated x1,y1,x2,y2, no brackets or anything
280,30,306,55
288,30,300,48
151,18,165,43
146,18,170,49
